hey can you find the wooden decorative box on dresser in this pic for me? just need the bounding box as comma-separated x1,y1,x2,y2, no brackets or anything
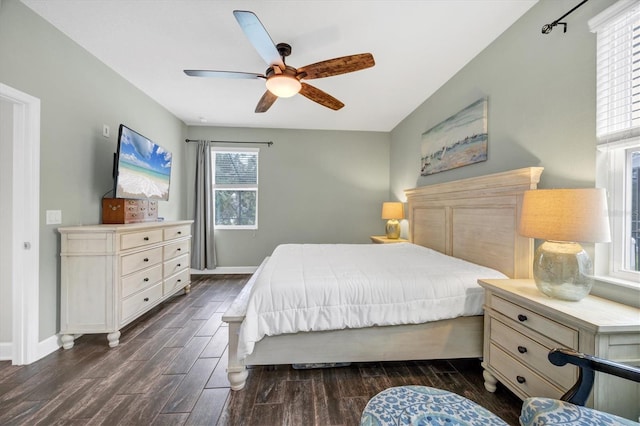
478,278,640,420
58,220,193,349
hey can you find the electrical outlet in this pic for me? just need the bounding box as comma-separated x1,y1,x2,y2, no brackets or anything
102,124,110,138
46,210,62,225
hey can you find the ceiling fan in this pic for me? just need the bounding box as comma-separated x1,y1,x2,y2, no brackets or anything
184,10,375,113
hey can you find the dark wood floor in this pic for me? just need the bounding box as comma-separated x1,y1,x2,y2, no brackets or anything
0,275,523,425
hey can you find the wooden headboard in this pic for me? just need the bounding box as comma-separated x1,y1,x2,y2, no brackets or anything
405,167,543,278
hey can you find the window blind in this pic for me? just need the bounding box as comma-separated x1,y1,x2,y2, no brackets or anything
590,0,640,143
214,151,258,185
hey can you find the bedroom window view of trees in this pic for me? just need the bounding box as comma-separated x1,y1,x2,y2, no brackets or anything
212,149,259,229
592,2,640,282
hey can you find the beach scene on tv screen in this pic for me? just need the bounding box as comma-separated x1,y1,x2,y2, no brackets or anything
116,126,171,200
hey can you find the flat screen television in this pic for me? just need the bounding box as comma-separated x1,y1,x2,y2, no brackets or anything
113,124,172,201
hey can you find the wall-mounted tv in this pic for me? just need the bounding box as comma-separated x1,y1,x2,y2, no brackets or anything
114,124,172,201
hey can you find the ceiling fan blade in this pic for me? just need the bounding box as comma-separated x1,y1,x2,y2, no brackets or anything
255,90,278,113
184,70,265,79
233,10,285,69
299,83,344,110
297,53,375,80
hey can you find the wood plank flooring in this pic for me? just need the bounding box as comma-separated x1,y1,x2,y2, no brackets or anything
0,275,523,425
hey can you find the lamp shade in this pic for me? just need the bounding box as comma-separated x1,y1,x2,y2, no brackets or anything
381,202,404,220
519,188,611,243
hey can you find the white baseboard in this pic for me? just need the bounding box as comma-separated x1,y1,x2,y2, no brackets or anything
0,336,60,363
0,342,11,361
191,266,257,275
38,334,62,360
8,266,254,365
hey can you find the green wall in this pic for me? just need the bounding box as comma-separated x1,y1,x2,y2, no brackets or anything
186,127,390,267
390,0,616,198
389,0,635,303
0,0,188,340
0,0,390,342
0,0,629,345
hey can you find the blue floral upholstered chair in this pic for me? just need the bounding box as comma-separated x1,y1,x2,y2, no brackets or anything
361,348,640,426
360,385,509,426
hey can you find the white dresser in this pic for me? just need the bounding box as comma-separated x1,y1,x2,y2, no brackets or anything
479,278,640,420
59,220,193,349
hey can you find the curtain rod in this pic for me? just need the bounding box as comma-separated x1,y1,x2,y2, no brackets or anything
185,138,273,147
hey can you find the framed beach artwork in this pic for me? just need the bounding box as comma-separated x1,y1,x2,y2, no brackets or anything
420,98,488,176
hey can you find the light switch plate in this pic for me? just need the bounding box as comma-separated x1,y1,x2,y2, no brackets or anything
46,210,62,225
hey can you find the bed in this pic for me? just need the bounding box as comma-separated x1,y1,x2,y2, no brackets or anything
222,167,543,390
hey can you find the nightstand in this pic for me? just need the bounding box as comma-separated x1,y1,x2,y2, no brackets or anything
478,278,640,421
370,235,409,244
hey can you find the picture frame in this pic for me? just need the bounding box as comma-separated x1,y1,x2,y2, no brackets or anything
420,97,488,176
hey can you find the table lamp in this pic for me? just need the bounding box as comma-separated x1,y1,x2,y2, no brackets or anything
382,202,404,239
519,188,611,301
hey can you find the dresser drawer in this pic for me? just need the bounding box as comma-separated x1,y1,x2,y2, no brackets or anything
121,282,163,322
120,229,163,250
164,225,190,241
164,240,190,261
492,295,577,347
121,263,163,299
121,247,163,276
164,268,190,296
489,343,564,400
164,253,189,278
490,317,576,389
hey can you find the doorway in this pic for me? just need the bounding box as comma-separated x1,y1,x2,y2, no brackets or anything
0,83,40,365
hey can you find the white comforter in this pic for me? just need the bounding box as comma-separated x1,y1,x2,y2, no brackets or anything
238,243,507,359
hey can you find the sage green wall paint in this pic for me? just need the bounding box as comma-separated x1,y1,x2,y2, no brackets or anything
387,0,639,305
0,0,188,340
0,0,625,345
186,127,390,267
390,0,616,199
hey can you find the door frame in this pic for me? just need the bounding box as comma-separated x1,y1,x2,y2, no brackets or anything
0,83,40,365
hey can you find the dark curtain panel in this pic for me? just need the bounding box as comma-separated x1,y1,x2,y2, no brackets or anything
191,140,216,270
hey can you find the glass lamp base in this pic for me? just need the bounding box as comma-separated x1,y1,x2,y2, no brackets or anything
385,219,400,239
533,241,593,301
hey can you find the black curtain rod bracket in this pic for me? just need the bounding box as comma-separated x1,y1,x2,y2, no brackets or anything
185,139,273,147
541,0,589,34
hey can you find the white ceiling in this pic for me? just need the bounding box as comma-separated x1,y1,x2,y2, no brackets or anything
21,0,537,132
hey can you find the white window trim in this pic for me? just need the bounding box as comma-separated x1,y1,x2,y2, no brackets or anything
589,1,640,307
212,147,259,230
595,140,640,285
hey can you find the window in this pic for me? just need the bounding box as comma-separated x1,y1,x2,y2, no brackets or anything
212,148,258,229
590,1,640,285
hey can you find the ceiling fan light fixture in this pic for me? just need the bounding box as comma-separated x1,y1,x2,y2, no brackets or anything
266,75,301,98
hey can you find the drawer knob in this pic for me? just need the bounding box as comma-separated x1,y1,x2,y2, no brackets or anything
177,248,181,251
517,346,527,354
143,297,149,302
143,237,149,241
177,231,182,235
177,263,181,267
143,258,149,262
144,278,149,282
177,279,182,283
517,314,528,322
516,375,526,384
